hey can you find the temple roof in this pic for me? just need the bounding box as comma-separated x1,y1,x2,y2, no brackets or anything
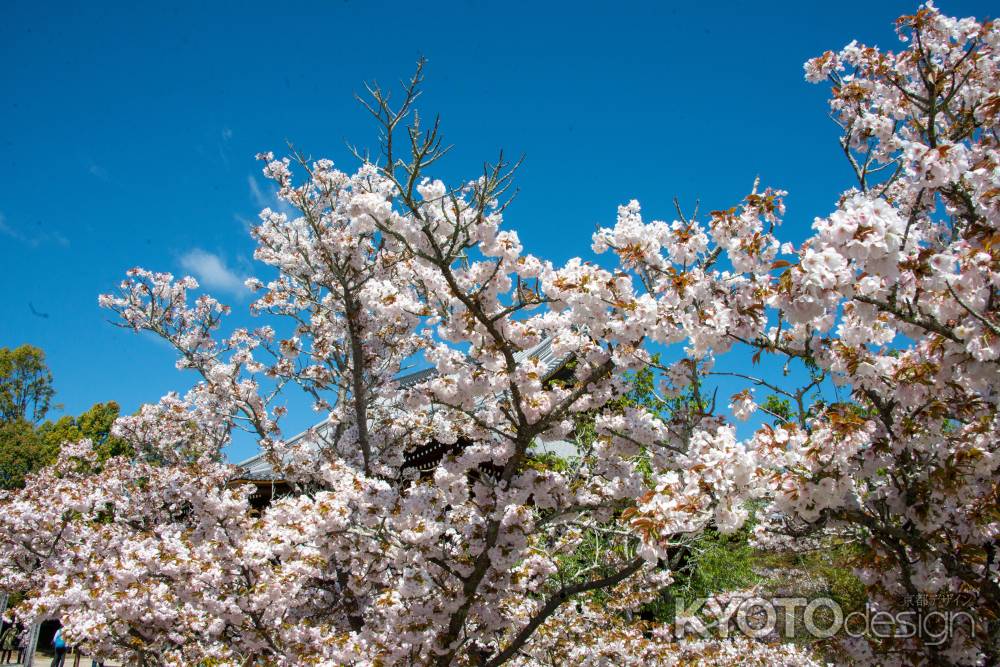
235,337,574,480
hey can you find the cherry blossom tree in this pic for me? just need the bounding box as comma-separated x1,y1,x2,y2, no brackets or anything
0,3,997,665
759,6,999,664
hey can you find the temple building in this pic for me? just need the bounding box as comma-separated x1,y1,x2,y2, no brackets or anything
233,337,579,508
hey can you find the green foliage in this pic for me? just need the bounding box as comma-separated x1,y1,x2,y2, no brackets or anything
570,355,670,452
0,418,57,488
37,401,131,461
641,512,865,637
762,394,792,423
0,346,127,488
0,344,56,425
681,528,761,599
0,401,128,489
756,542,867,616
643,520,762,622
524,451,572,474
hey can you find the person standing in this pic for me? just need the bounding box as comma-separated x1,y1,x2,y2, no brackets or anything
50,627,67,667
0,625,13,664
12,626,25,666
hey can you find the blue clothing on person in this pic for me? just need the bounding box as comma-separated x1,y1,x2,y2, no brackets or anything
51,628,67,667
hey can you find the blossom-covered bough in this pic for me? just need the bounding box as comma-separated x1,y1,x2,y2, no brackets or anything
767,6,999,664
0,4,997,665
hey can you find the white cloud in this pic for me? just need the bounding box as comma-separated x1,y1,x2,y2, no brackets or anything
0,214,19,240
248,174,295,216
0,212,69,247
179,249,247,297
87,161,110,182
248,174,270,209
234,213,255,234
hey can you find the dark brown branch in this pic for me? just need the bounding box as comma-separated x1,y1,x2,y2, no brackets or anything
484,556,645,667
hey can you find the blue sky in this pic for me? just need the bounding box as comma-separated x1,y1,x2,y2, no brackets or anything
1,1,991,461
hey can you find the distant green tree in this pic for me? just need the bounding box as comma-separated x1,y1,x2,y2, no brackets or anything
38,401,131,461
0,346,127,488
0,419,53,489
0,345,56,425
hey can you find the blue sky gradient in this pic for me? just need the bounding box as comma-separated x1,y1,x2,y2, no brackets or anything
1,1,992,460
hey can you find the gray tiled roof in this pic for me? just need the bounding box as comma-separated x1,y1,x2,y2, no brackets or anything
235,337,573,479
235,450,284,481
